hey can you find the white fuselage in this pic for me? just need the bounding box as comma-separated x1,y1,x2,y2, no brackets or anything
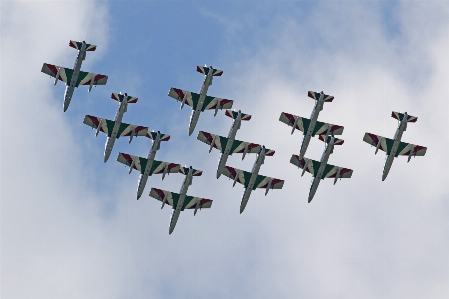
169,169,194,234
299,94,325,159
104,101,127,162
136,133,162,199
239,147,266,213
188,70,214,135
382,113,408,181
308,137,335,203
63,43,86,112
216,113,242,178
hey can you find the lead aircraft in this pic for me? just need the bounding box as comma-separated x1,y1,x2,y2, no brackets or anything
291,135,353,202
197,110,274,178
280,91,344,159
41,40,108,111
83,92,149,162
149,166,212,234
363,111,427,181
167,65,234,135
117,131,182,199
221,146,284,213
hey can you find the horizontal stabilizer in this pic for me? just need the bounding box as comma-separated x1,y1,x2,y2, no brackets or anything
308,91,334,102
196,65,223,76
391,111,417,123
111,93,138,103
147,131,170,141
318,135,344,145
69,40,96,51
225,110,252,121
179,167,203,176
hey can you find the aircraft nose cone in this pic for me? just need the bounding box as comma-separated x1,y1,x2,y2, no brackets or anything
188,128,194,136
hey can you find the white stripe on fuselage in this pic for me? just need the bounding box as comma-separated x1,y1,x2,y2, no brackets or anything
240,147,266,213
136,133,162,199
63,43,86,111
103,99,127,162
308,137,335,202
299,94,325,159
217,113,242,178
382,113,408,181
169,169,193,234
188,68,214,135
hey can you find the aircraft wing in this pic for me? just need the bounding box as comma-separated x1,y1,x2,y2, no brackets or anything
117,122,149,138
41,63,71,84
117,153,143,173
83,115,115,137
323,164,353,179
363,133,394,154
150,160,181,176
168,88,200,110
252,174,284,191
149,188,212,211
76,70,108,87
279,112,344,136
396,142,427,157
220,166,253,188
290,155,322,177
313,120,344,136
202,95,233,111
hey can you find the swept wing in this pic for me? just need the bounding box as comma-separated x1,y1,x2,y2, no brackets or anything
149,188,212,210
279,112,344,136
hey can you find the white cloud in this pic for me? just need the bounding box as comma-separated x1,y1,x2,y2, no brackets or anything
2,1,449,298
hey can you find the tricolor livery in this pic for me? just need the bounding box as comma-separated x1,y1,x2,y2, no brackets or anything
291,135,353,202
83,92,149,162
168,65,233,135
197,110,274,178
149,166,212,234
117,131,182,199
363,111,427,181
221,146,284,213
280,91,344,159
41,40,108,111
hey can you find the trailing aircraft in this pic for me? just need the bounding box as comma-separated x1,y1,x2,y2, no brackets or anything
197,110,274,178
41,40,108,111
117,131,182,199
83,92,149,162
279,91,344,159
221,146,284,213
149,166,212,234
291,135,353,202
167,65,234,135
363,111,427,181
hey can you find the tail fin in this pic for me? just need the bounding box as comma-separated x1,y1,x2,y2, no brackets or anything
196,65,223,77
111,93,138,104
69,40,97,51
318,135,344,145
391,112,418,123
147,131,170,141
308,91,334,102
225,110,252,121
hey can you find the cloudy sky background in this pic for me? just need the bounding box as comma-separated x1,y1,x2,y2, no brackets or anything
2,1,449,298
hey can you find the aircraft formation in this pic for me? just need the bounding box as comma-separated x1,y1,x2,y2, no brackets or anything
41,40,428,234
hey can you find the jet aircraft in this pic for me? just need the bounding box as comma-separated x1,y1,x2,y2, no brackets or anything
83,92,149,162
280,91,344,159
117,131,182,199
197,110,274,178
149,166,212,234
41,40,108,111
221,146,284,213
363,111,427,181
167,65,234,135
291,135,353,202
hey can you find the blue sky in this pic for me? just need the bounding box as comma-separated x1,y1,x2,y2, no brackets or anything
2,1,449,298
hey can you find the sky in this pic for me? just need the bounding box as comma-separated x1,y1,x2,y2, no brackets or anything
2,1,449,298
